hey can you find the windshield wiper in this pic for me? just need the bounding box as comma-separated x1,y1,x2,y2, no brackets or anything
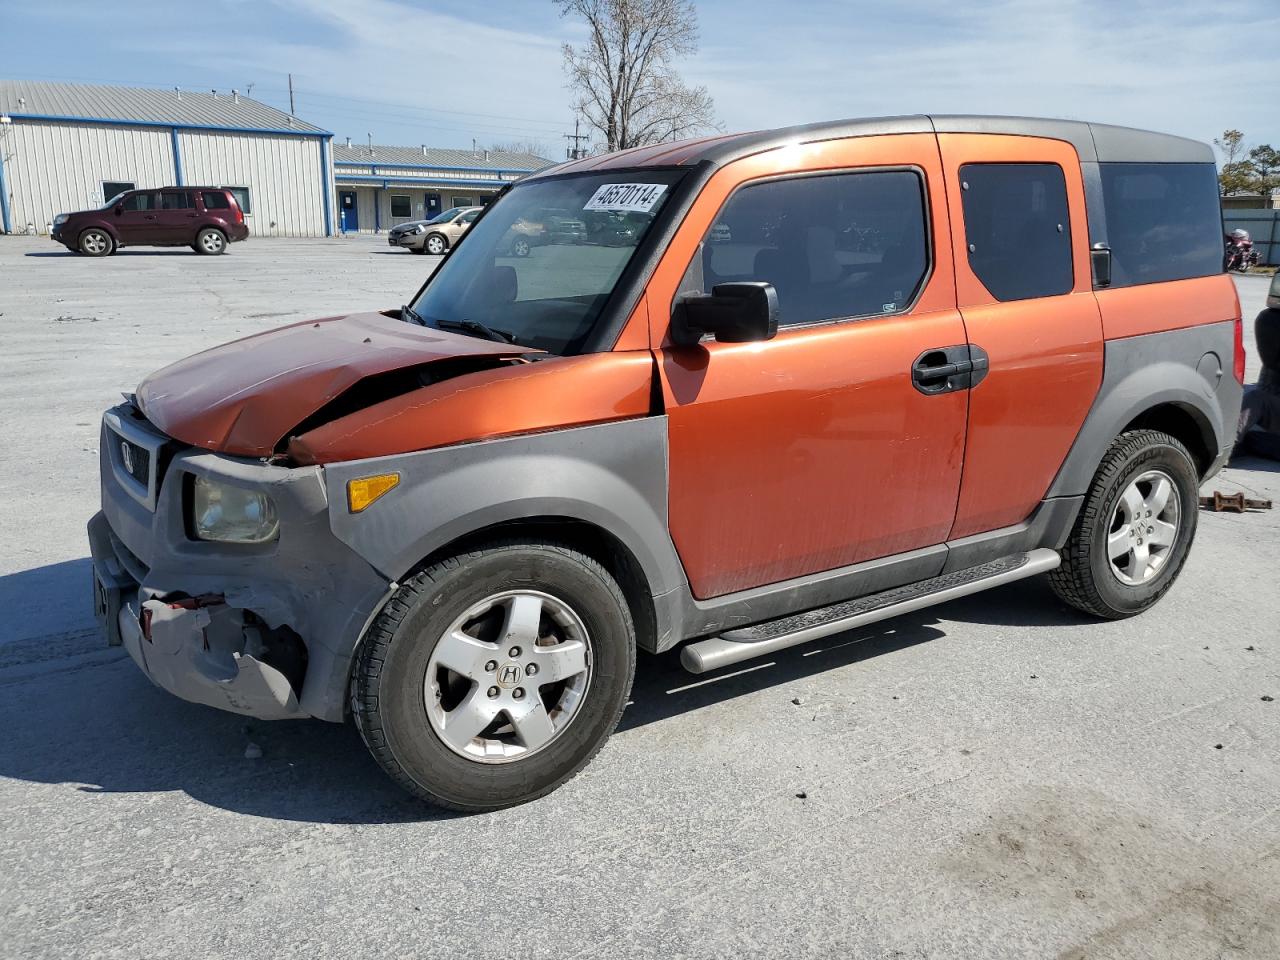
436,318,519,345
401,303,427,326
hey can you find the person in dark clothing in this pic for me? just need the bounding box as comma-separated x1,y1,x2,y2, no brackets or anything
1235,305,1280,460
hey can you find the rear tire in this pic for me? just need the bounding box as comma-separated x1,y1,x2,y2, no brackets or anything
1049,429,1199,619
79,228,114,257
354,539,636,811
195,228,227,255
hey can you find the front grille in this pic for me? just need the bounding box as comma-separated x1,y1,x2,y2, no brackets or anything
118,438,151,486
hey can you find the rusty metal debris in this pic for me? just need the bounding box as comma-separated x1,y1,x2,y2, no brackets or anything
1199,491,1274,513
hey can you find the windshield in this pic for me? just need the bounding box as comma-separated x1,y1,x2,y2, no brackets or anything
426,207,463,225
410,171,683,354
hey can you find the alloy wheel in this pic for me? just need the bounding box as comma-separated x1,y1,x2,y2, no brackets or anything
1106,469,1181,585
424,590,592,763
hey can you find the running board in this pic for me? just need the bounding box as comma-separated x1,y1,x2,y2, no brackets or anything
680,548,1061,674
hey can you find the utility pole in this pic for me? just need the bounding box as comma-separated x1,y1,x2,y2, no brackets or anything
564,117,588,160
288,73,295,114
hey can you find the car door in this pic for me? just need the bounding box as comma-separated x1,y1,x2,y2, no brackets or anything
647,134,970,599
112,191,160,244
156,190,197,244
451,208,480,243
934,135,1104,540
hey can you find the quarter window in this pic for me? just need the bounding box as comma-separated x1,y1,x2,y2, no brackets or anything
201,191,232,210
1099,162,1222,287
959,163,1073,302
390,195,412,218
682,170,930,328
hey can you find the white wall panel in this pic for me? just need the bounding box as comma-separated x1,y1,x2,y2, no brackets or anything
178,130,325,237
2,120,173,233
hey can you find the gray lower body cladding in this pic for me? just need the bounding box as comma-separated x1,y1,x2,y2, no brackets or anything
90,405,391,722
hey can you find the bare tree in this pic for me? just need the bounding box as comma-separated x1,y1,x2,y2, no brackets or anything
557,0,718,153
486,139,554,160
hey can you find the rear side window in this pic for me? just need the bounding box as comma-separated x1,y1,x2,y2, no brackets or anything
960,163,1073,301
201,191,232,210
1100,163,1223,287
683,169,930,327
159,191,193,210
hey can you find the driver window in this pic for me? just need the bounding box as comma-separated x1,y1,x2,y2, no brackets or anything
680,170,930,327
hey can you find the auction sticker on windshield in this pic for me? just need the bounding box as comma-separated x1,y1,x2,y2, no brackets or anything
583,183,668,214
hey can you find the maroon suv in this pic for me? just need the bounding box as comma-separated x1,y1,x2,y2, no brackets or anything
51,187,250,256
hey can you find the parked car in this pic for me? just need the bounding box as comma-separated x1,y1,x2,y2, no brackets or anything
52,187,248,256
388,206,481,255
583,210,643,247
90,115,1241,812
504,207,588,256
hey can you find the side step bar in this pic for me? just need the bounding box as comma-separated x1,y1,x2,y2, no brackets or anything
680,549,1061,674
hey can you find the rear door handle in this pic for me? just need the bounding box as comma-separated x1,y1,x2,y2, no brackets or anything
912,345,990,395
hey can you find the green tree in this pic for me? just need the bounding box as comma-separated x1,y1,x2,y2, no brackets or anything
1214,129,1255,195
1248,144,1280,195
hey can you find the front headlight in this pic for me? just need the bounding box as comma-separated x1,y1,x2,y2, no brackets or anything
191,476,279,543
53,214,69,226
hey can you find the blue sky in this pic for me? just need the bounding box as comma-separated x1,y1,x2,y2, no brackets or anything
4,0,1276,159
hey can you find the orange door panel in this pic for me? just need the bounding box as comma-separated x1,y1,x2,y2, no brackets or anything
936,134,1105,539
645,134,968,599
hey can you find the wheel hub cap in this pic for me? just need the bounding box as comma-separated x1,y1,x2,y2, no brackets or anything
424,590,592,763
1107,469,1181,586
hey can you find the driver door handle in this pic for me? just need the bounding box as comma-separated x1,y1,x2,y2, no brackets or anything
911,344,990,395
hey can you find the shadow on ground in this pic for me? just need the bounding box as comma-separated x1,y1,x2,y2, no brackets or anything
0,558,1085,824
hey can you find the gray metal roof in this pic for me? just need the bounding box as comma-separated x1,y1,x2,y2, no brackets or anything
0,79,328,135
333,142,552,172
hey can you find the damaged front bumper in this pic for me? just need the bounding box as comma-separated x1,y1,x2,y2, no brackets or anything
89,403,394,721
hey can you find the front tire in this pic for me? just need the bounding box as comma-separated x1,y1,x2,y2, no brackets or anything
1049,429,1199,619
511,237,531,257
424,233,447,255
354,540,636,811
79,228,114,257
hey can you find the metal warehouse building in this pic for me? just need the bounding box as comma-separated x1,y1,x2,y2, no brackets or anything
0,80,334,237
332,141,547,233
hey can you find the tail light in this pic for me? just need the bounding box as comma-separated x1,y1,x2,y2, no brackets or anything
233,202,244,225
1233,315,1246,384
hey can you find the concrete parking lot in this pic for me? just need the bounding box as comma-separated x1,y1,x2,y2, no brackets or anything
1,234,1277,959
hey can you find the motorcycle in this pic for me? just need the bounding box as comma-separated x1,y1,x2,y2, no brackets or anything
1225,228,1261,273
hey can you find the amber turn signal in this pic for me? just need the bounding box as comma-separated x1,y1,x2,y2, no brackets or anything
347,473,400,513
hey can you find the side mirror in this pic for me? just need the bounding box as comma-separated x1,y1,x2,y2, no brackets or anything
672,282,779,346
1091,243,1112,288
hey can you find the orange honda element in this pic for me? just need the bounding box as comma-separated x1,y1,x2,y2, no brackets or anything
89,116,1243,810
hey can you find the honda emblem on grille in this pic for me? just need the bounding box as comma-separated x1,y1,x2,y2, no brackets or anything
120,441,134,473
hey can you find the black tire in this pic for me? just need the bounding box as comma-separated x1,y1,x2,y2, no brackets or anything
511,236,531,257
1049,429,1199,619
78,228,114,257
424,233,448,255
195,227,227,255
354,539,636,811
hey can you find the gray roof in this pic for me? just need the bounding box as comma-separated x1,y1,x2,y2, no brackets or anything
0,79,328,135
333,142,551,172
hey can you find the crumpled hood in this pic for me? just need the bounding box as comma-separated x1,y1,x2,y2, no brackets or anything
136,312,535,456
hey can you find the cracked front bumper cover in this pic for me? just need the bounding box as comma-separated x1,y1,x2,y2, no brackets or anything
119,595,303,720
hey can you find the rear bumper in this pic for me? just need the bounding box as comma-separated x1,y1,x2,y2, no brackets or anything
90,404,392,721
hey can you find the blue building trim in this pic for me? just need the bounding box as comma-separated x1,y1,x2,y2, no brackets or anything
319,136,333,237
334,174,523,188
335,160,536,175
7,112,333,138
0,149,11,234
170,127,184,186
